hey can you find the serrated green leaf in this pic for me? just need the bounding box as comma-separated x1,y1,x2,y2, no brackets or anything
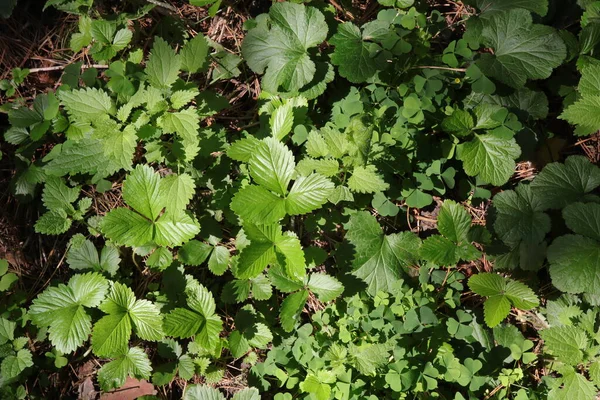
346,211,421,294
548,369,596,400
123,165,165,221
160,173,195,215
530,156,600,210
307,273,343,302
241,2,328,94
249,138,295,196
208,246,230,276
437,200,471,243
270,103,295,141
275,235,306,280
540,326,588,365
98,347,152,392
458,133,521,186
548,235,600,295
58,87,115,123
101,208,154,247
285,173,334,215
35,209,72,235
30,272,108,353
159,108,200,142
145,37,181,88
228,137,261,162
1,349,33,380
330,22,386,83
477,9,566,88
348,165,389,194
181,34,209,74
183,385,225,400
468,0,548,16
280,290,308,332
230,185,286,224
442,109,474,137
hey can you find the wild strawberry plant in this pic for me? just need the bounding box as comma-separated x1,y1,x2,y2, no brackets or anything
1,0,600,398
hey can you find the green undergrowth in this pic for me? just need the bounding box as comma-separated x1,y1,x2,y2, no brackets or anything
1,0,600,399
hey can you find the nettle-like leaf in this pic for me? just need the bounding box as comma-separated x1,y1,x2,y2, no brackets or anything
29,272,109,353
476,9,566,88
97,346,152,391
540,326,588,366
547,368,596,400
145,37,182,89
420,200,481,266
91,282,163,357
468,273,538,327
561,65,600,136
548,202,600,295
241,2,331,96
34,176,86,236
346,211,421,295
101,165,200,248
163,277,223,351
230,138,334,224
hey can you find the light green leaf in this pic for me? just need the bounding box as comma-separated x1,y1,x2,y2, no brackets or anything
477,9,566,88
548,370,596,400
159,108,200,142
145,37,181,88
300,373,332,400
180,34,209,74
348,165,389,194
346,211,421,294
270,103,294,141
352,343,389,375
232,387,260,400
230,185,286,224
42,176,79,212
178,240,212,266
159,173,195,214
483,295,512,328
285,173,334,215
29,272,108,353
275,234,306,280
540,326,588,365
208,246,230,276
183,385,225,400
228,136,261,162
305,131,329,158
307,273,343,302
123,164,165,221
241,2,328,94
153,211,200,247
560,96,600,136
249,138,295,196
44,138,105,177
58,87,115,123
97,347,152,392
458,133,521,186
420,235,463,266
1,349,33,380
280,290,308,332
35,209,72,235
101,208,154,247
437,200,471,243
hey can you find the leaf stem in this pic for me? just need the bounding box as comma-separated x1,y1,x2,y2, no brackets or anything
412,66,467,72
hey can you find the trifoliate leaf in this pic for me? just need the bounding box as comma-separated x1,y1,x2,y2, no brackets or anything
270,103,295,141
469,273,538,327
249,138,295,196
268,265,304,293
145,37,181,89
540,326,588,365
29,272,109,353
330,22,387,83
285,173,334,215
97,347,152,392
307,273,343,302
101,208,154,247
477,9,566,88
67,234,120,276
530,156,600,210
347,165,389,194
548,235,600,295
420,235,465,266
280,290,308,332
146,247,173,271
346,211,421,294
241,2,328,94
493,184,550,247
58,87,115,123
300,373,333,400
458,133,521,186
180,34,209,74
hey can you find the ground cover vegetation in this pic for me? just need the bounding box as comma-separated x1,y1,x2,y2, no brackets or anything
1,0,600,398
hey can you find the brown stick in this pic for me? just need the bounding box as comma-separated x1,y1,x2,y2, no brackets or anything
27,64,109,73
